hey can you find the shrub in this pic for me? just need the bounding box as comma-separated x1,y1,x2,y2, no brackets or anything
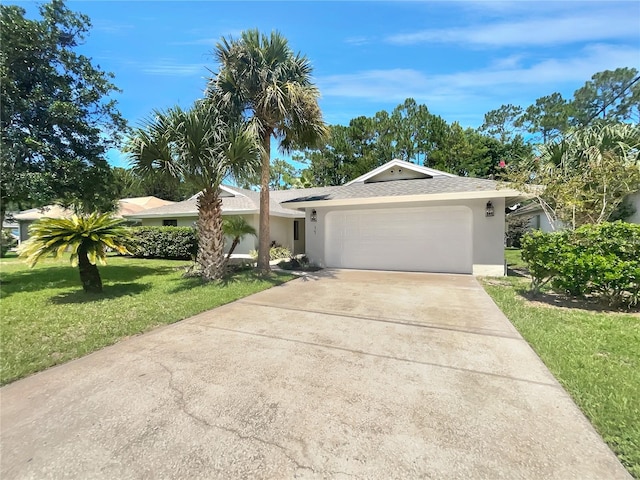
521,229,569,294
129,226,197,260
278,255,321,272
506,215,532,248
1,229,17,257
569,223,640,306
521,222,640,307
269,246,292,261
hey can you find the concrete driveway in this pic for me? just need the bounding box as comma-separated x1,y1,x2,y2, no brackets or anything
0,270,630,479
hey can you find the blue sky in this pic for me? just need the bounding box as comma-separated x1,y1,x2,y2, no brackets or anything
17,1,640,168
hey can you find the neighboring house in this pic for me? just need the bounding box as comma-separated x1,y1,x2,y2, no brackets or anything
15,196,174,242
622,192,640,224
2,214,20,242
509,191,640,233
126,159,525,276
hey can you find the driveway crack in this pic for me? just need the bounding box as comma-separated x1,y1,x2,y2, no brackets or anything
153,360,315,474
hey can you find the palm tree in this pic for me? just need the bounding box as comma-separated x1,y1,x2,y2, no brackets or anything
125,101,260,281
222,216,257,270
209,29,327,273
18,213,131,293
515,123,640,229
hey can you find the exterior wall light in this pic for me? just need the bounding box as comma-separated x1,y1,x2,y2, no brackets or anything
486,201,495,217
310,209,317,222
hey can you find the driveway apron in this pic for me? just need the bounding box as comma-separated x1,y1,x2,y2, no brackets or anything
0,270,631,479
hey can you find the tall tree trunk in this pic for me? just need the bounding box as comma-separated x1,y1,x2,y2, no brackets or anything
0,205,6,258
78,246,103,293
196,188,225,281
257,132,272,274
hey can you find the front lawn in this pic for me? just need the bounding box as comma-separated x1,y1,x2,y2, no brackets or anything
0,256,294,385
482,254,639,478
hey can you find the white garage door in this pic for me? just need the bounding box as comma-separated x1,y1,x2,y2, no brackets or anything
325,206,473,273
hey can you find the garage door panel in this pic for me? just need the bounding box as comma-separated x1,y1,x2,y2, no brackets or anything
326,206,472,273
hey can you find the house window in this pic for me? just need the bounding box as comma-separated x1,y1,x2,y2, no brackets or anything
294,220,299,241
163,219,178,226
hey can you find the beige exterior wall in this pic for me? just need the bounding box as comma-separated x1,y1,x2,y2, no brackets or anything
269,216,295,252
304,198,506,276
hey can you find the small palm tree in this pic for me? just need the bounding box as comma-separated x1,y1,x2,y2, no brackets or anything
125,101,260,281
222,216,257,270
209,29,327,273
18,213,131,293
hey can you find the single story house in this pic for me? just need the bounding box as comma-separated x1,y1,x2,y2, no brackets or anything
125,186,307,257
2,214,20,242
15,196,175,242
126,160,525,276
508,191,640,233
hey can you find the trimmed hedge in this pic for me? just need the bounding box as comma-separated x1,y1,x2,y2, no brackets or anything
129,226,197,260
521,222,640,307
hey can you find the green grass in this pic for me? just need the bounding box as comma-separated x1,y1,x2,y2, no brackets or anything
482,274,640,478
504,247,526,270
0,256,294,385
0,251,19,261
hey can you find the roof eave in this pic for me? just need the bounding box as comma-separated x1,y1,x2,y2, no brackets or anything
124,208,304,220
281,189,526,209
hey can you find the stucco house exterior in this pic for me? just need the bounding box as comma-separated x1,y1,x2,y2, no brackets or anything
127,160,524,276
15,196,175,242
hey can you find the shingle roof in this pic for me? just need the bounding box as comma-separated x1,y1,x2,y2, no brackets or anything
128,186,307,219
14,197,175,221
281,176,502,204
126,176,518,218
13,205,73,221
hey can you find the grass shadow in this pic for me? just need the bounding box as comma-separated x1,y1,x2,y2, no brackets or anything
506,267,527,278
167,267,296,294
0,263,179,299
49,282,152,304
517,289,639,314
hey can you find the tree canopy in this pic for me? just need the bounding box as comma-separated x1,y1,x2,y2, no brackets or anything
0,0,126,225
125,101,261,281
482,67,640,144
302,98,532,186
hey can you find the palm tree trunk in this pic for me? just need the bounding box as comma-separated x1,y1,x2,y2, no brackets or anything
78,246,103,293
257,131,272,274
221,237,240,272
196,188,225,281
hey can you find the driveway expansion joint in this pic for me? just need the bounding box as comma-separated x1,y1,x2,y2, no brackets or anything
237,299,522,340
197,324,561,389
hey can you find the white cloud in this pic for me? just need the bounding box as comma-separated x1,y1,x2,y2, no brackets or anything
93,20,134,35
172,38,219,47
318,44,640,106
141,61,206,77
172,30,245,46
345,36,371,46
387,8,639,47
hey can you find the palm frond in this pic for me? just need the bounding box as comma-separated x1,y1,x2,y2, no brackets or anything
18,213,131,268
